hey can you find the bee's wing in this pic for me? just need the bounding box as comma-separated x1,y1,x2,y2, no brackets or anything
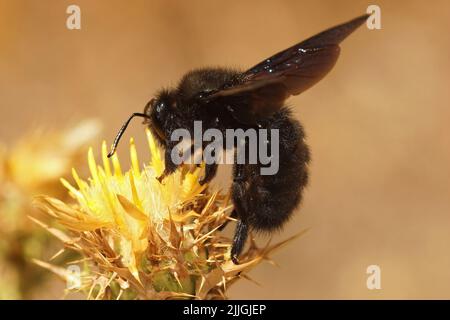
203,14,369,125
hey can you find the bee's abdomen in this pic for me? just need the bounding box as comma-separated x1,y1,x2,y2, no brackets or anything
232,107,310,232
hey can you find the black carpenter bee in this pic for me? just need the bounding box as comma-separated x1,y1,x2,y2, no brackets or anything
108,14,369,263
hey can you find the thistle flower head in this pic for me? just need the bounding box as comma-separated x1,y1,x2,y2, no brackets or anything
0,120,101,299
5,120,101,194
35,129,303,299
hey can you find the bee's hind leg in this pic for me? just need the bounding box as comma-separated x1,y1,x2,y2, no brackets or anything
231,219,249,264
230,177,250,264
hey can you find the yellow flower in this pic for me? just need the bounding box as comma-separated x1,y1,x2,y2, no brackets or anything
34,128,305,299
5,119,102,195
0,119,101,299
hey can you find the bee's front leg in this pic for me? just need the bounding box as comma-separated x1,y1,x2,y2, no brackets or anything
156,142,180,184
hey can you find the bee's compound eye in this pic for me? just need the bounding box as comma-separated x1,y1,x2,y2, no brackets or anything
156,101,165,113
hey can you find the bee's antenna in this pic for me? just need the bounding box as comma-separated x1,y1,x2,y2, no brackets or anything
107,113,151,158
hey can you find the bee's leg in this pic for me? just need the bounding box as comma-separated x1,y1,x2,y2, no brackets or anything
231,220,249,264
230,173,250,264
198,162,218,185
156,143,179,183
198,140,220,184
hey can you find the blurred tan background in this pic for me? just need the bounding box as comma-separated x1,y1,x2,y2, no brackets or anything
1,0,450,299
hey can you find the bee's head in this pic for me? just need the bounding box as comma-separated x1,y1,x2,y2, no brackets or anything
143,90,178,145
